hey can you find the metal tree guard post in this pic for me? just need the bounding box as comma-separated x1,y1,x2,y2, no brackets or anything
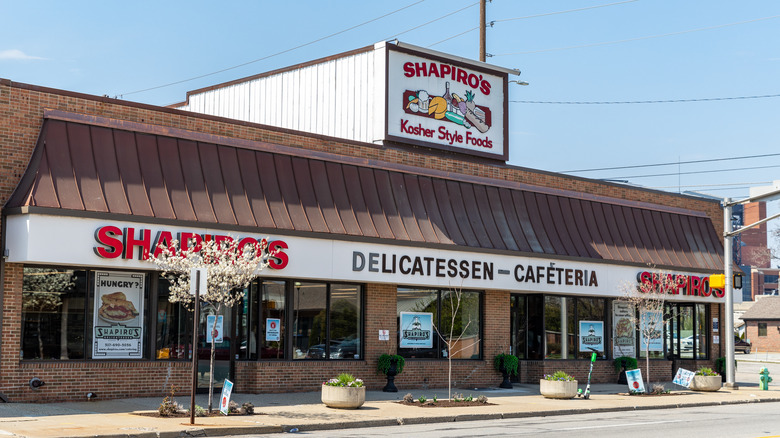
190,269,203,425
722,184,780,388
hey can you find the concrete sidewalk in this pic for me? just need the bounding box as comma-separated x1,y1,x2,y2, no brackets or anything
0,380,779,438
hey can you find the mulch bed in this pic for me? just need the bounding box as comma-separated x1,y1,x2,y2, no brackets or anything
398,400,495,408
134,411,263,418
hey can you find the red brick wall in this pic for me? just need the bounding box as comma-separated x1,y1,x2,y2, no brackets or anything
0,81,726,401
745,320,780,353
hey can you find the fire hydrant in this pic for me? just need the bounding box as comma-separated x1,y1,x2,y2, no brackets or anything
760,367,772,390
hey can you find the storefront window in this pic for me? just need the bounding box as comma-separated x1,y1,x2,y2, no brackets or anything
695,304,707,359
663,303,709,360
544,296,575,359
156,275,191,360
291,282,362,360
511,295,527,359
397,288,482,360
576,298,606,359
329,284,361,360
22,267,87,360
259,280,286,359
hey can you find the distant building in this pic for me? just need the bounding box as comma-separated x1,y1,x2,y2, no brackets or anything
740,296,780,352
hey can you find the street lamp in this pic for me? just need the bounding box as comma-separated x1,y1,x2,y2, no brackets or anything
722,181,780,388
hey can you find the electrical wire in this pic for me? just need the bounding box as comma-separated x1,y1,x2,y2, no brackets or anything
119,0,426,98
562,152,780,173
513,94,780,105
491,0,638,24
428,0,639,48
384,2,478,41
493,14,780,56
609,163,780,180
650,182,773,189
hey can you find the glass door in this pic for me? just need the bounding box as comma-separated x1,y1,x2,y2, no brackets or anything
197,303,233,392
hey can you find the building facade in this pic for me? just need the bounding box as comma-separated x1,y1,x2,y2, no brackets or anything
0,44,726,402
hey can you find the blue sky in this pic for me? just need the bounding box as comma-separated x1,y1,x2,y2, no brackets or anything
2,0,779,209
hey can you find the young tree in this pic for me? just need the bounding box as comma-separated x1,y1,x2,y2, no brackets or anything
431,287,480,400
148,236,269,413
619,270,684,393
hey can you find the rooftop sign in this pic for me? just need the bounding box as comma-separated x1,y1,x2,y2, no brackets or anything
385,44,509,161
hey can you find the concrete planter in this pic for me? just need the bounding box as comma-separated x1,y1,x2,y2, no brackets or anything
539,379,578,399
690,375,722,392
321,385,366,409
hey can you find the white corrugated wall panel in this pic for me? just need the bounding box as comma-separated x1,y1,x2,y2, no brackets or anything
176,48,382,143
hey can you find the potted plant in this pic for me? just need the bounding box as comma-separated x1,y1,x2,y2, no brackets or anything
614,356,638,385
377,354,405,392
321,373,366,409
494,353,519,389
690,367,722,392
539,371,578,399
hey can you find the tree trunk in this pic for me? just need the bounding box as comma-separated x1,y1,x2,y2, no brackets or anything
645,346,650,393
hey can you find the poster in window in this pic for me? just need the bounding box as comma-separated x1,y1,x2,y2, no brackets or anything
93,271,144,359
399,312,433,348
612,302,636,357
640,310,663,352
579,321,604,352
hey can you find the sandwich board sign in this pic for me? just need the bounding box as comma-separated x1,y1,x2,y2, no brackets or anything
673,368,695,388
220,379,234,415
625,368,645,393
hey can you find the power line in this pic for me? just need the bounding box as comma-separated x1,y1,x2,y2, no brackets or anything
610,163,780,180
385,2,477,41
494,14,780,56
512,93,780,105
491,0,638,24
650,182,773,189
562,152,780,173
119,1,427,98
428,0,637,48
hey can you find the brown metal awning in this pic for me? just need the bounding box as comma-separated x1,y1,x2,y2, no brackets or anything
4,113,724,271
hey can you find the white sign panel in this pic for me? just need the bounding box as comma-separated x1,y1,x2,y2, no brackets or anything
386,47,507,160
673,368,695,388
612,302,636,357
93,271,145,359
266,318,281,342
220,379,234,415
206,315,224,343
626,368,645,393
640,310,664,352
399,312,433,348
579,321,604,352
7,215,726,303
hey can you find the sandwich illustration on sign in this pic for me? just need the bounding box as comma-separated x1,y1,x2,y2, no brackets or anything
98,291,139,323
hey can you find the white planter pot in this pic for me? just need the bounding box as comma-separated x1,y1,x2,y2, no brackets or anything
539,379,578,399
690,375,721,392
321,385,366,409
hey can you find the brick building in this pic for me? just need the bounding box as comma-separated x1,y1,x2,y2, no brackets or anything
0,42,726,402
741,296,780,352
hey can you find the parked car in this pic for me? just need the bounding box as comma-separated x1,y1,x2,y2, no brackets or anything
735,337,751,354
680,335,694,351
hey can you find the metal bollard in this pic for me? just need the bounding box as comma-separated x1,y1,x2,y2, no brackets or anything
759,367,772,390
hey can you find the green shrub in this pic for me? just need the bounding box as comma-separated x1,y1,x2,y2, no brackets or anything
613,356,638,372
377,354,405,375
494,353,519,376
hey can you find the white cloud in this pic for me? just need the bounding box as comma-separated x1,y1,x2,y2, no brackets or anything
0,49,45,61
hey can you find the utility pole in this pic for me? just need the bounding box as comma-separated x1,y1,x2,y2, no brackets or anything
479,0,486,62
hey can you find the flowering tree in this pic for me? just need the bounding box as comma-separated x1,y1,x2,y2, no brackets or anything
148,236,269,412
619,269,684,392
